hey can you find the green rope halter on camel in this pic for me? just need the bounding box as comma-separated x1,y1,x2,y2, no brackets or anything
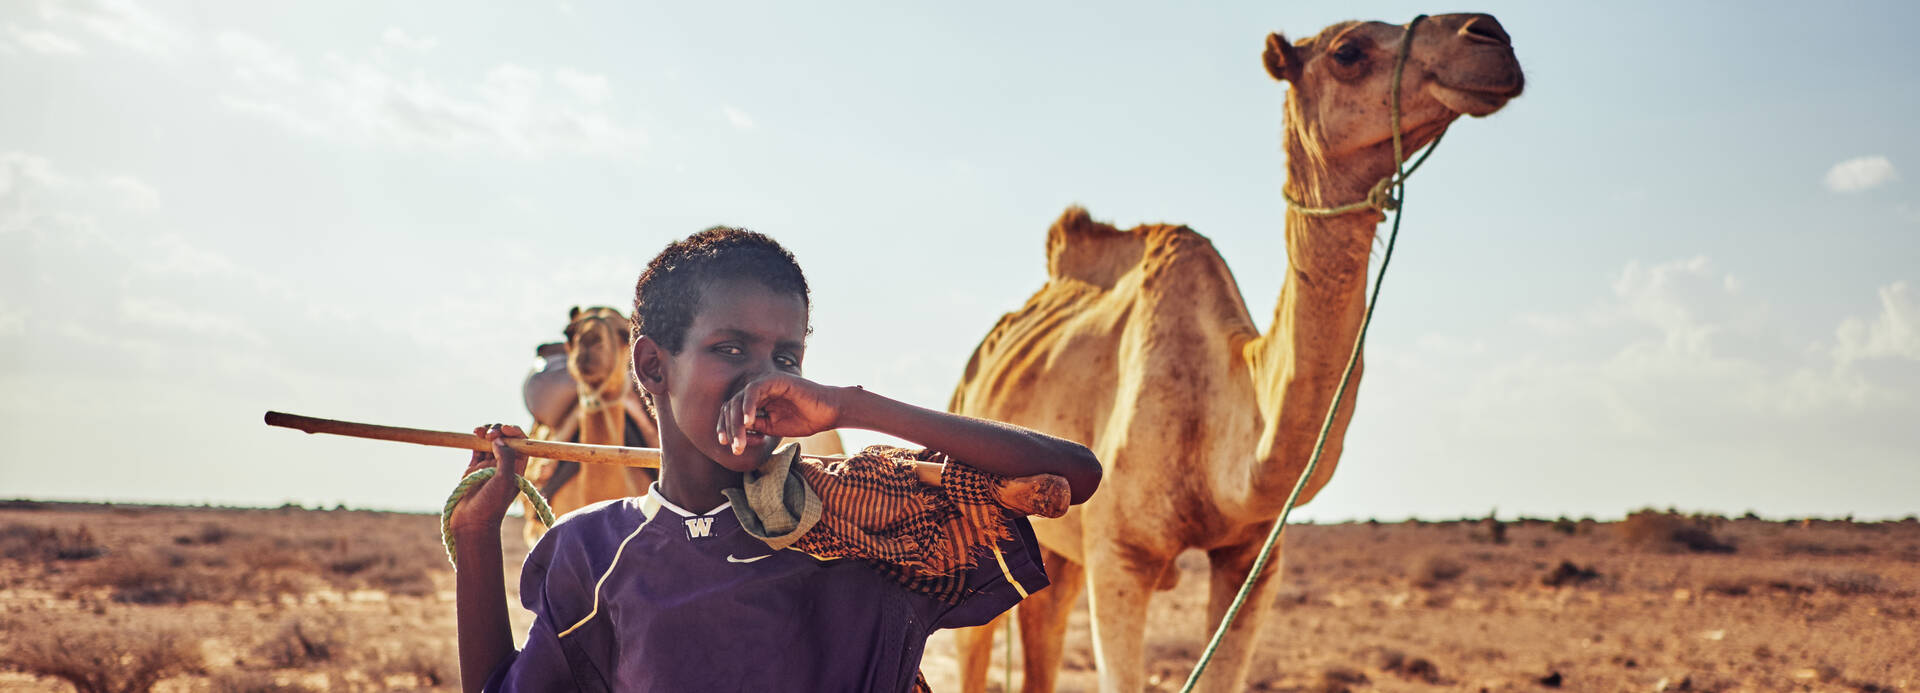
1179,14,1433,692
441,468,556,566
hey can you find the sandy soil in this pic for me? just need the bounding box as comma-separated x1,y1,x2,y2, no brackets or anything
1,501,1914,692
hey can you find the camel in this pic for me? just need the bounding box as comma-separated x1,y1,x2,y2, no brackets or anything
949,14,1523,692
519,306,661,546
519,306,847,546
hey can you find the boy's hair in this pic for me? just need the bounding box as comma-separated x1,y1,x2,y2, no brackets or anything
631,226,811,355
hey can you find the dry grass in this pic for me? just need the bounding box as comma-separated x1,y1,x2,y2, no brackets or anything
0,609,205,693
0,503,465,692
0,522,105,562
7,502,1918,693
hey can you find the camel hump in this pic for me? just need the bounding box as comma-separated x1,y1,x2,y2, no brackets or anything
1045,206,1214,291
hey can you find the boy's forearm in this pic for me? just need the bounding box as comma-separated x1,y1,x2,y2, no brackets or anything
837,386,1102,504
453,523,515,693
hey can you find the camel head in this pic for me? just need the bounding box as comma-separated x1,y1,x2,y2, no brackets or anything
563,305,632,393
1264,13,1523,166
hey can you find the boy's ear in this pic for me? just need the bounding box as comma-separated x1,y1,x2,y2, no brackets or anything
631,335,668,395
1263,32,1302,83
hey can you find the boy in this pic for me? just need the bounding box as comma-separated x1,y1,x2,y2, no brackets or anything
448,227,1102,691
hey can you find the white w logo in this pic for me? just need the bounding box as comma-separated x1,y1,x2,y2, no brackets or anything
684,517,715,539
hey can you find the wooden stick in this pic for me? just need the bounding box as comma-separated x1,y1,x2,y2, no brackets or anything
264,411,661,468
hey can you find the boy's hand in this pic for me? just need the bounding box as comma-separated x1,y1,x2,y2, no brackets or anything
447,423,529,533
719,373,843,454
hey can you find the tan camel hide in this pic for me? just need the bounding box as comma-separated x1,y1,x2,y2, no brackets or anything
950,14,1523,692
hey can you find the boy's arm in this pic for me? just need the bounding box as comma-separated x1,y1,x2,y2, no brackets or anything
839,387,1100,504
453,524,514,693
726,377,1101,504
447,425,529,693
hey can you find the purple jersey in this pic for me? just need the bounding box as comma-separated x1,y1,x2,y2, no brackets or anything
484,484,1047,692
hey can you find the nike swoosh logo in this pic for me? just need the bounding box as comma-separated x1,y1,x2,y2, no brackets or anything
726,554,773,563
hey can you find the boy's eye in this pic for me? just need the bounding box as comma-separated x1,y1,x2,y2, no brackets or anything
774,354,800,371
713,344,744,357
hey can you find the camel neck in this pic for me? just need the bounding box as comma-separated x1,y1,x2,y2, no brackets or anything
1238,122,1387,510
576,381,628,445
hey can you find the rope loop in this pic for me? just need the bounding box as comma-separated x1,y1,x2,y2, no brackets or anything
440,467,557,566
1365,177,1402,213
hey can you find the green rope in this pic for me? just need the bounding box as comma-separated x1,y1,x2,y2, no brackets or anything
440,468,557,566
1178,15,1429,692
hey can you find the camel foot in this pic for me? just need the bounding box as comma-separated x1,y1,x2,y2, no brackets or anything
995,473,1070,519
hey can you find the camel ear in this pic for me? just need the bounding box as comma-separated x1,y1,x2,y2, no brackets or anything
569,305,582,320
1263,32,1301,83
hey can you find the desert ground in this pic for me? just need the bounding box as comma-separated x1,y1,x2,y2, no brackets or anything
1,500,1914,692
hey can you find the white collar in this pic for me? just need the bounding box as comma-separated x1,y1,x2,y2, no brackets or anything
641,481,731,519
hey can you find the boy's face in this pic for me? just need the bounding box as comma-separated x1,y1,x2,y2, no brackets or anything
654,277,808,473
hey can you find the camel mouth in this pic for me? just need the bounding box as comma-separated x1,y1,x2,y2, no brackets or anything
1426,82,1516,118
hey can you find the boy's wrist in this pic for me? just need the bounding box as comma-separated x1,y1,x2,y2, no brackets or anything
449,519,504,542
832,384,882,431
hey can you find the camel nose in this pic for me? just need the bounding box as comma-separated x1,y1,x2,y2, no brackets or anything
1459,15,1511,46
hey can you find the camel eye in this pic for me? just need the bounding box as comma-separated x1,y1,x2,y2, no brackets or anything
1331,43,1364,65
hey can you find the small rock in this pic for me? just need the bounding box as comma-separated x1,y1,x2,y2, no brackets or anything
1539,671,1564,687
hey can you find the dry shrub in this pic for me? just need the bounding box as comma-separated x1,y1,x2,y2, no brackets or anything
172,523,233,546
1809,570,1886,596
209,670,319,693
325,551,435,597
1702,577,1753,596
0,522,105,561
84,553,221,605
1411,555,1466,588
1315,666,1370,693
1780,541,1873,557
252,616,343,669
1370,647,1445,684
368,641,457,690
0,610,205,693
1541,560,1601,587
1619,509,1735,553
77,549,322,605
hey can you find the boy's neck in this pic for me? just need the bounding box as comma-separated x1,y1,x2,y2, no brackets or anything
653,408,742,512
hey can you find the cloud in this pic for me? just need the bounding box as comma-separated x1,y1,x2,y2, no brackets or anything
381,27,437,53
1833,281,1920,364
24,0,186,57
1400,257,1917,440
119,295,268,348
1824,155,1899,193
555,68,609,105
723,106,755,130
5,22,84,55
215,31,300,84
102,174,158,210
0,298,24,335
216,33,643,157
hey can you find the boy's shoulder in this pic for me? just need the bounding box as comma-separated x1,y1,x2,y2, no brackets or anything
523,496,648,572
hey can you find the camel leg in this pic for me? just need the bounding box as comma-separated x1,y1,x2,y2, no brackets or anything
953,616,1004,693
1016,548,1084,692
1083,545,1161,692
1192,537,1288,692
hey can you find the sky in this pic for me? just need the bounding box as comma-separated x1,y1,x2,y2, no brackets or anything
2,0,1916,522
